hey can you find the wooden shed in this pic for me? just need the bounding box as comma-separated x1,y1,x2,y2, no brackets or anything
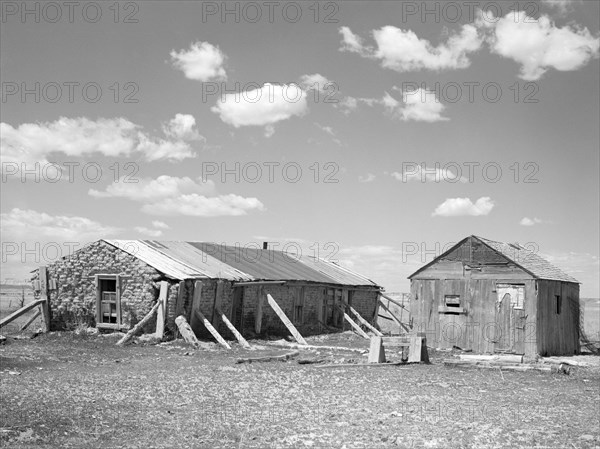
31,240,382,341
408,235,580,357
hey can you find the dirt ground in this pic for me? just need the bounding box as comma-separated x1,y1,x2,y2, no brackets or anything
1,331,599,449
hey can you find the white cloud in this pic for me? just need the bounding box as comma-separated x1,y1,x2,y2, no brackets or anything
163,114,204,141
400,88,448,122
170,41,227,81
391,165,467,183
1,114,204,166
134,226,163,238
299,73,334,93
264,125,275,138
89,175,263,218
89,175,216,201
339,26,369,54
432,197,495,217
358,173,376,183
520,217,544,226
341,89,447,122
540,0,580,15
487,12,599,80
339,24,483,72
335,96,359,115
142,194,264,217
211,83,308,135
152,220,170,230
1,208,119,241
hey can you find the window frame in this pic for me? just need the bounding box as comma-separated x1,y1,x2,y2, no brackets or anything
96,274,123,329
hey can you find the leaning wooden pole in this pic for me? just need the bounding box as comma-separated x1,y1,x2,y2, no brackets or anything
378,299,411,333
195,309,231,349
175,315,201,349
347,304,383,336
116,301,161,346
216,306,251,349
20,309,42,331
0,299,45,329
266,294,307,345
338,306,369,339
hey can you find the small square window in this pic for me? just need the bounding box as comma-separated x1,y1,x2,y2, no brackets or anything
444,295,461,307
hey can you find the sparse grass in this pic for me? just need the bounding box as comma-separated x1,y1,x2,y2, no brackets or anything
1,331,599,448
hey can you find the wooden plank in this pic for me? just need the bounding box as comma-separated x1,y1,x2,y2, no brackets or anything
255,285,264,334
116,301,161,346
408,335,423,363
347,304,383,336
378,299,411,333
379,292,410,311
20,309,42,331
175,281,186,319
175,315,201,349
39,266,51,332
189,281,203,336
216,305,251,349
266,294,307,345
233,281,286,287
0,299,46,329
212,280,224,327
368,336,386,363
339,306,369,339
236,351,299,364
458,354,523,363
155,281,169,339
382,336,412,347
194,309,231,349
266,340,365,353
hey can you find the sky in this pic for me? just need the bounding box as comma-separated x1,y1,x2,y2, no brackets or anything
1,0,599,296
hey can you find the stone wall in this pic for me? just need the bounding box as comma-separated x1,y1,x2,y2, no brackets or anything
35,240,177,332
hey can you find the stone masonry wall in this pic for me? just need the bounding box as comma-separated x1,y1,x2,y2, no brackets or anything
35,240,178,332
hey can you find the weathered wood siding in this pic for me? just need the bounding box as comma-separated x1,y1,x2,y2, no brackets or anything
536,280,580,356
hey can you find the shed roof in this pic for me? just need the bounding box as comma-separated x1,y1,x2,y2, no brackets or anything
103,240,380,287
408,235,580,284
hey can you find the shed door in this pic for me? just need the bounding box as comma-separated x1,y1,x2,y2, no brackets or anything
495,284,526,354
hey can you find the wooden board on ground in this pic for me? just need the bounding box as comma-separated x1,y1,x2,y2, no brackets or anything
236,351,299,364
266,294,307,345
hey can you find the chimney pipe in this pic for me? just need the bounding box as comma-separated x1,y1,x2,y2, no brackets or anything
263,242,268,250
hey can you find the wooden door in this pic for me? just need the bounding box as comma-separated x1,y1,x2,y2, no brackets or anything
231,287,243,330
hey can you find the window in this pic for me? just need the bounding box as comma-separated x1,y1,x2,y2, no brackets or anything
96,275,121,328
444,295,461,308
556,295,561,314
496,284,525,310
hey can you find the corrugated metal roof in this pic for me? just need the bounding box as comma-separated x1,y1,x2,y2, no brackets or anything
189,242,338,284
141,241,253,281
298,255,380,287
104,240,207,280
476,236,580,284
103,240,381,286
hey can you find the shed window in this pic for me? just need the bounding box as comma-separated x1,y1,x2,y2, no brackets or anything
555,295,561,314
496,284,525,310
96,275,121,328
444,295,461,307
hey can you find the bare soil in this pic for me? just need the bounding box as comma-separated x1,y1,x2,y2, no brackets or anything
1,330,599,449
